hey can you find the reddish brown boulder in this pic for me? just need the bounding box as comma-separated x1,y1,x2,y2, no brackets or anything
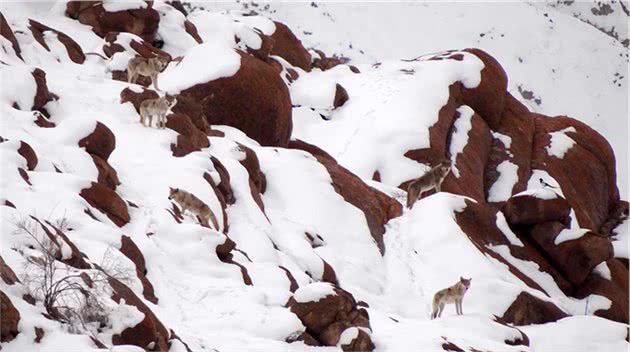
28,19,85,64
238,29,274,63
31,68,54,113
181,52,292,147
286,331,320,346
574,259,629,323
455,200,572,294
184,20,202,44
0,256,19,285
1,12,22,59
485,93,534,202
78,122,116,161
287,284,373,349
120,87,159,112
333,83,349,109
120,235,158,304
0,290,20,342
440,110,492,202
532,115,619,231
270,21,311,71
290,140,402,255
171,94,210,133
80,182,130,227
18,141,38,171
109,278,169,350
91,154,120,190
529,221,612,285
461,48,508,130
503,194,571,227
339,328,375,352
501,291,567,325
65,1,160,43
166,113,210,157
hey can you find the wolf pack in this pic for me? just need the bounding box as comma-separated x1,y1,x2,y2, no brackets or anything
122,54,472,319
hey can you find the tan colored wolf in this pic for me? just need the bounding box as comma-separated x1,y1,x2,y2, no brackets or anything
431,277,471,319
406,161,451,208
168,187,219,230
139,95,177,129
127,56,169,91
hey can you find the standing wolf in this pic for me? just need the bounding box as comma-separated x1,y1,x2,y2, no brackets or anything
168,187,219,230
431,277,471,319
139,95,177,129
127,56,169,91
406,160,451,208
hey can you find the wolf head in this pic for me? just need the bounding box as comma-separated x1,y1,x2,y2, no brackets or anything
436,160,451,177
168,187,179,200
164,94,178,109
459,277,471,289
151,56,170,71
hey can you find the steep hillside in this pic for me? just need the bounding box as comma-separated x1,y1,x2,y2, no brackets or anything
0,1,628,352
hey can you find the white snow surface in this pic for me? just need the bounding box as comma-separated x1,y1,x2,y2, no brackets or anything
293,282,336,303
102,0,147,13
0,1,627,352
546,127,577,159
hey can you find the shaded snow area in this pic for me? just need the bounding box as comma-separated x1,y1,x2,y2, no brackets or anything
0,1,628,352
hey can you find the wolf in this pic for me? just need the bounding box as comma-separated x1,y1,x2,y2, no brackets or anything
406,160,451,208
168,187,219,230
431,277,471,319
127,56,169,91
139,95,177,129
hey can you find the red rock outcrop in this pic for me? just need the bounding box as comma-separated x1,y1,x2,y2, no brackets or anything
270,21,311,71
91,154,120,190
0,290,20,342
333,83,349,109
529,222,612,285
0,256,19,285
503,194,571,227
120,235,158,304
287,283,373,350
460,48,508,130
180,52,292,147
290,140,403,255
0,12,22,59
109,277,169,350
31,68,55,118
166,113,210,157
532,115,620,232
28,19,85,64
18,141,38,171
80,182,130,227
500,292,568,325
78,122,116,161
65,1,160,43
574,258,629,323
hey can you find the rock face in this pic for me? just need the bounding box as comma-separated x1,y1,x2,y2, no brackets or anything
287,283,374,350
166,113,210,157
1,12,22,59
180,52,292,147
65,1,160,43
80,182,130,227
119,235,158,304
0,290,20,342
503,194,571,226
270,21,312,71
28,19,85,64
109,278,169,350
501,292,568,325
78,122,116,160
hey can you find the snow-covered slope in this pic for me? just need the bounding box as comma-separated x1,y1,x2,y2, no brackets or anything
0,1,628,352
